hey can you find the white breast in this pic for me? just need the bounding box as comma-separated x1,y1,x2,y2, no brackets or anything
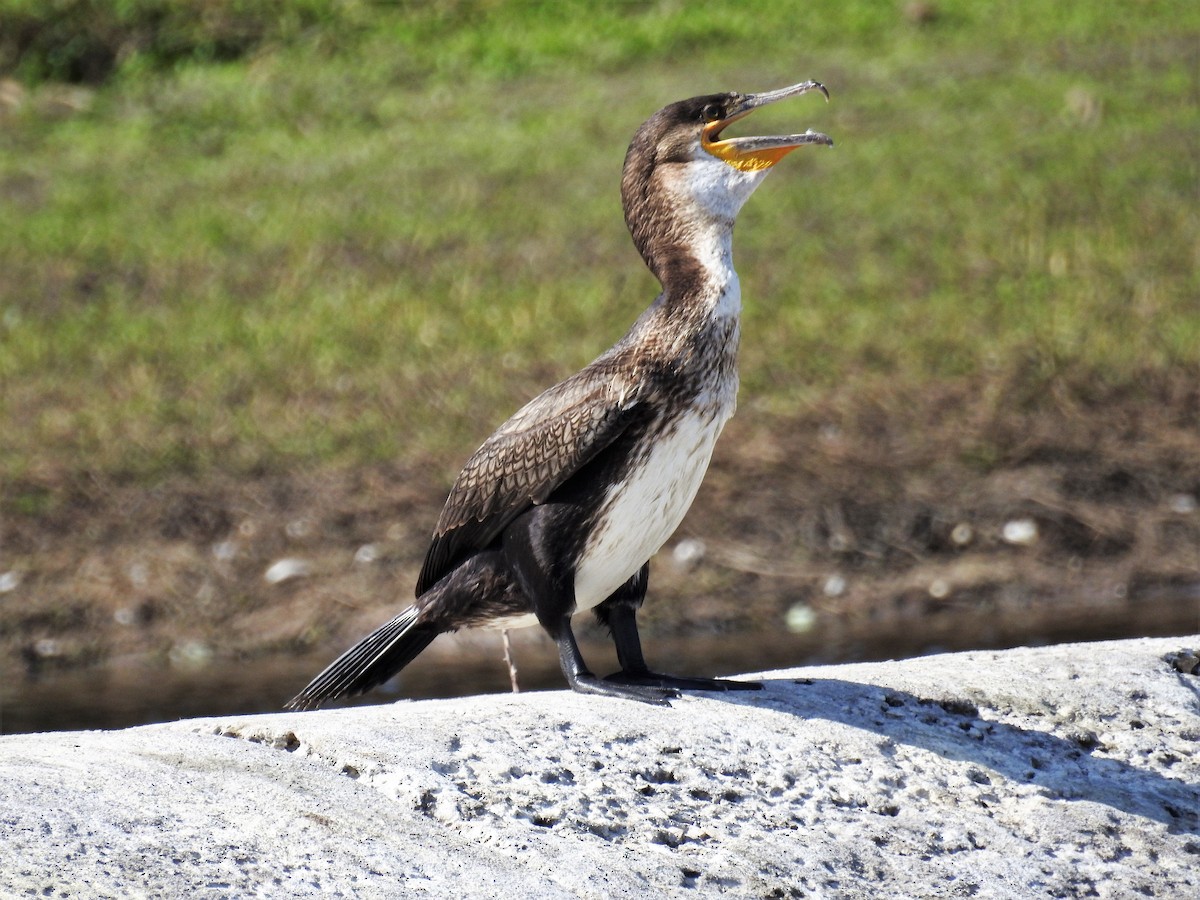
572,404,730,613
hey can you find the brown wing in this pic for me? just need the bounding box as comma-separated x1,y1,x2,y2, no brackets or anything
415,370,642,595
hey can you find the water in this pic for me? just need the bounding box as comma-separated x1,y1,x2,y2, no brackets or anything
4,590,1195,735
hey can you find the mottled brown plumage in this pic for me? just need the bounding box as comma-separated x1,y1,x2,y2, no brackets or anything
416,364,643,595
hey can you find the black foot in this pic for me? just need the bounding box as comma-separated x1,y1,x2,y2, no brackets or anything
569,672,679,706
605,670,764,693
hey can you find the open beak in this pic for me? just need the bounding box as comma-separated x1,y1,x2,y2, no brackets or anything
702,80,833,172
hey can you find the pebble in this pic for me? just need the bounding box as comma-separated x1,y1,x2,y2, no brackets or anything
264,558,313,584
671,539,706,571
1002,519,1039,546
950,523,973,546
1168,493,1197,515
169,640,213,667
286,518,314,540
785,603,817,633
212,541,237,562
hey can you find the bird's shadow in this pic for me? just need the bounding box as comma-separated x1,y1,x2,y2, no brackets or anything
709,676,1200,835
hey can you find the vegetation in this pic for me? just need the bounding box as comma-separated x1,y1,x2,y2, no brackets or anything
2,3,1198,722
1,0,1197,488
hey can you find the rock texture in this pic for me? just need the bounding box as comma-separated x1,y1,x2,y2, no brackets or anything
3,636,1199,898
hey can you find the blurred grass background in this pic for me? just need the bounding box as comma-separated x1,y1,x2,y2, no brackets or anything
2,0,1196,493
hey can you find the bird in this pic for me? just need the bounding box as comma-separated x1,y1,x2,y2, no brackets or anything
287,79,832,709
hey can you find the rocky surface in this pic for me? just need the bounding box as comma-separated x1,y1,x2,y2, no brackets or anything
3,636,1199,898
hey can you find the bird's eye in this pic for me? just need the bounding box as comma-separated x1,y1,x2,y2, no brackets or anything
702,103,723,122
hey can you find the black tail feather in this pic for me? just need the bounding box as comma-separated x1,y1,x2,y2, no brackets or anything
286,606,439,710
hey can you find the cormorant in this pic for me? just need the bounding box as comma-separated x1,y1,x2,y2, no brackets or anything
288,80,832,709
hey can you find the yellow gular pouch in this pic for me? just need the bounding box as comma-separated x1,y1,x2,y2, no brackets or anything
701,121,799,172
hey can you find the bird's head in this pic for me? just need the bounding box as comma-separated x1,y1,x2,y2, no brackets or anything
622,80,832,282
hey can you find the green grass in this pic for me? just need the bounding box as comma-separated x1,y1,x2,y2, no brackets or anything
1,0,1197,484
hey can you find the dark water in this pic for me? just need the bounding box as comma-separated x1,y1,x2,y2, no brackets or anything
4,590,1196,735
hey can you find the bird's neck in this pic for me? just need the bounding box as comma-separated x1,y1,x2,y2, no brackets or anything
624,216,743,371
655,221,741,319
623,156,768,319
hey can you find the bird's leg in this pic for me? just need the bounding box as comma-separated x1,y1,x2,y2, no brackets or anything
597,566,763,693
594,564,652,673
544,612,677,706
503,509,675,705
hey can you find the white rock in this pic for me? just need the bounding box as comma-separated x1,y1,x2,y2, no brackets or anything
128,562,148,588
32,638,61,658
1002,518,1039,545
168,640,212,667
211,540,237,562
1168,493,1197,515
2,636,1197,898
822,574,846,597
671,538,706,571
785,602,817,633
286,517,314,539
264,558,313,584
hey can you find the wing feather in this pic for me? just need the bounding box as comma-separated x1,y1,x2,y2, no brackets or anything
415,369,641,595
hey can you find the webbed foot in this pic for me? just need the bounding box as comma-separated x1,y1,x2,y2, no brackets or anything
604,669,763,692
569,672,679,705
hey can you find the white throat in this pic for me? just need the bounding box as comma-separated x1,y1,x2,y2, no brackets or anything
685,150,772,220
664,151,771,312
